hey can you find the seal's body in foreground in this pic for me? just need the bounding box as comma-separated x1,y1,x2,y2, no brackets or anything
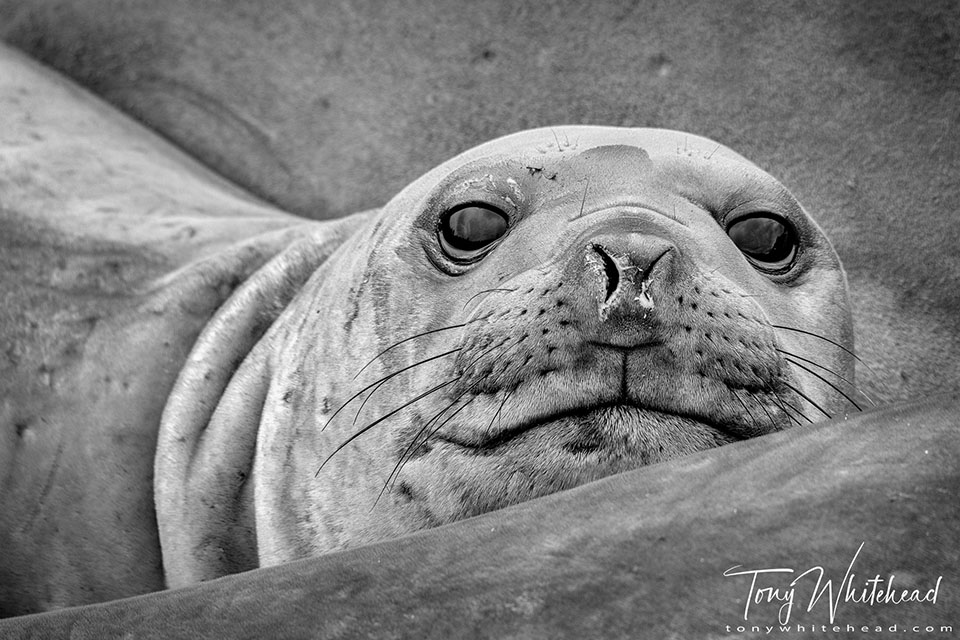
0,47,854,615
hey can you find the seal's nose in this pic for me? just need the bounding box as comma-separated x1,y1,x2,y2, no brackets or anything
585,234,673,347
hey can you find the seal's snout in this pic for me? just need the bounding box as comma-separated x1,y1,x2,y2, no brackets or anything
585,235,673,346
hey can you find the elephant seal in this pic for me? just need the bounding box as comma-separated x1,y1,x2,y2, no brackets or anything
155,126,856,587
0,44,856,615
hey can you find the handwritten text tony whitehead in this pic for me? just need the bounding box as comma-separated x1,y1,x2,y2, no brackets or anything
723,542,943,625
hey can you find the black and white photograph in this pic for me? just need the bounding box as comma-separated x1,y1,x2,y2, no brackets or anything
0,1,957,637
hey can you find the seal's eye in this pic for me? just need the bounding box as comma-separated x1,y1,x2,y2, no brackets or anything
727,214,797,271
438,204,509,262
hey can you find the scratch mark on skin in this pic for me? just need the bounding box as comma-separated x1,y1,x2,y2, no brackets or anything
19,421,63,536
576,179,591,219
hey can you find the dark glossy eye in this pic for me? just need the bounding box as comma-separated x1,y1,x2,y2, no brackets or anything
438,204,509,262
727,214,797,271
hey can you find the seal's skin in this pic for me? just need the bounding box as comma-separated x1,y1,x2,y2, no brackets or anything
1,42,857,614
156,126,854,588
2,395,957,639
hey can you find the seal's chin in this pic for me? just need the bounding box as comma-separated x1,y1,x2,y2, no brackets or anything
405,404,742,523
435,403,741,464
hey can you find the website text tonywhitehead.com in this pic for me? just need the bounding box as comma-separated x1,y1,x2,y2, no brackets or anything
723,624,953,635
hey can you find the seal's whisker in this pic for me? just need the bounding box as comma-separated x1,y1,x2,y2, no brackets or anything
782,355,865,412
419,394,479,451
750,389,779,427
390,381,483,484
377,384,484,508
777,401,803,427
352,377,390,426
773,392,810,425
401,391,482,474
323,348,460,431
352,344,481,425
354,325,468,379
415,337,514,445
731,388,760,431
462,288,517,312
776,348,877,407
781,381,831,420
486,388,513,436
315,377,459,476
771,325,864,366
373,334,513,501
382,339,514,498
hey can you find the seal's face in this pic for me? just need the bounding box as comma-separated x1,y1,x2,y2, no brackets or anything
254,127,853,561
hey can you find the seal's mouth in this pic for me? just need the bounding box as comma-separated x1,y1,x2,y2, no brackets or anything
433,402,744,455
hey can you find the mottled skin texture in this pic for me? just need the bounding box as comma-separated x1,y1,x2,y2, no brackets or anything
0,45,367,613
155,128,854,587
0,1,957,635
0,42,857,614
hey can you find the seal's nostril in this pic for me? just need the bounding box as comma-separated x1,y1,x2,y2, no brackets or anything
593,245,620,302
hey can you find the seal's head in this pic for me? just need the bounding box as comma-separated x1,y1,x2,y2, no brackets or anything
239,127,854,564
